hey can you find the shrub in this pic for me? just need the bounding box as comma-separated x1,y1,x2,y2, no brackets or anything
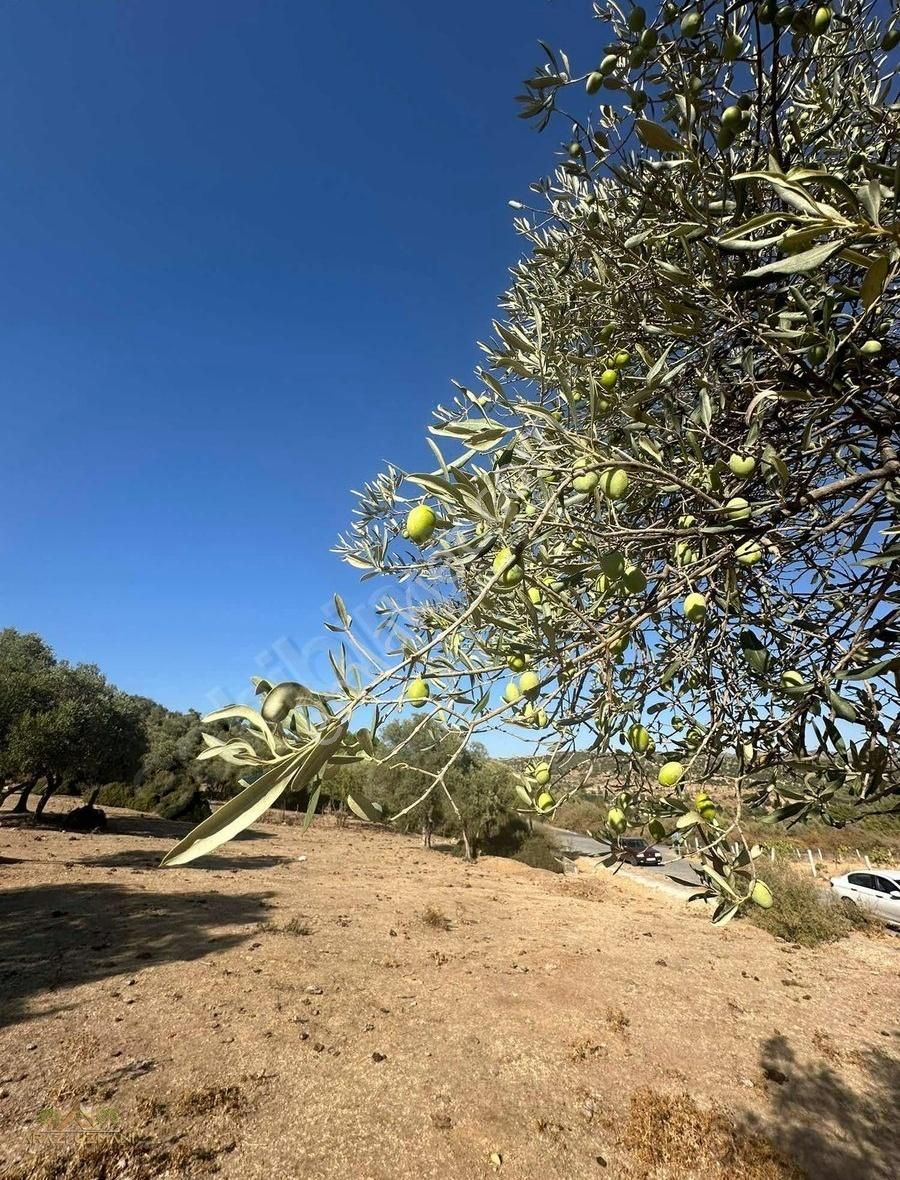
553,799,606,835
746,860,874,948
420,905,452,931
156,785,211,823
480,813,530,856
511,832,563,874
95,782,140,809
280,916,312,937
117,778,211,823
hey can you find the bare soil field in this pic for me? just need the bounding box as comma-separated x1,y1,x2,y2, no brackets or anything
0,805,897,1180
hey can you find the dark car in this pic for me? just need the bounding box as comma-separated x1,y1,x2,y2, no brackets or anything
620,837,663,866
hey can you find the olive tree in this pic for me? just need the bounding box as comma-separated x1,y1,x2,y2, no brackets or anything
165,1,900,924
366,719,517,857
1,661,145,816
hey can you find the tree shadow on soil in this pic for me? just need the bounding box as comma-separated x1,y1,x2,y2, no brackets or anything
79,849,295,871
95,812,278,843
0,882,275,1030
0,808,277,843
744,1033,900,1180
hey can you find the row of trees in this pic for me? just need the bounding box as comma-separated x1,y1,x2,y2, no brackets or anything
0,629,241,821
0,627,529,855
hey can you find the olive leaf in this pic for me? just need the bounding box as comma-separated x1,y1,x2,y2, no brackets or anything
740,238,848,280
860,253,889,309
827,688,858,723
160,751,305,868
346,790,385,823
635,119,686,154
161,722,348,867
301,783,322,833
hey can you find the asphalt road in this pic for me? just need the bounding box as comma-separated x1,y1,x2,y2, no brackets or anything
546,826,704,895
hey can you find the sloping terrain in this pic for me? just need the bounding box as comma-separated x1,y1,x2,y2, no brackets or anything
0,807,896,1179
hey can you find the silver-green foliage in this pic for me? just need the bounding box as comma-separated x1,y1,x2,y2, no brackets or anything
171,2,900,921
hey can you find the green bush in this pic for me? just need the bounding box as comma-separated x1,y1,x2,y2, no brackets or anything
480,813,530,856
95,782,141,809
746,860,874,947
156,785,211,823
511,832,564,874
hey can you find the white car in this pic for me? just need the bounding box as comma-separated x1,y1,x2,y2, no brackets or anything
830,870,900,925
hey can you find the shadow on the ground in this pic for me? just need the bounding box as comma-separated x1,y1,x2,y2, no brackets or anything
0,881,275,1030
425,840,463,856
99,811,277,843
743,1033,900,1180
0,807,277,843
80,849,295,872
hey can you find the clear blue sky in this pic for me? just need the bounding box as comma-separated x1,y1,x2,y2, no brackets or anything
0,0,594,713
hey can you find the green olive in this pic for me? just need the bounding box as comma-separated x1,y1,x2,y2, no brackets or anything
775,5,795,29
758,1,775,24
813,6,832,34
723,32,744,61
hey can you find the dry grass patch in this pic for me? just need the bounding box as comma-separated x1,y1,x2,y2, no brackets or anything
810,1029,842,1065
605,1006,630,1036
260,915,313,936
170,1083,249,1118
552,799,606,834
420,904,452,931
2,1132,225,1180
280,915,313,937
618,1089,805,1180
133,1082,251,1135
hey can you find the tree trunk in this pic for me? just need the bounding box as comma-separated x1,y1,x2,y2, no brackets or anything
461,828,475,861
1,780,29,808
12,778,38,813
34,774,59,818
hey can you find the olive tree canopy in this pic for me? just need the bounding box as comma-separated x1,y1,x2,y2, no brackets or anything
167,1,900,922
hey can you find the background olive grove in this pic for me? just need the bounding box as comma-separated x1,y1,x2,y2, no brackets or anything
0,628,242,823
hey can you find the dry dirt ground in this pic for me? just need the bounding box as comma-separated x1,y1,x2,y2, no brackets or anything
0,805,897,1180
